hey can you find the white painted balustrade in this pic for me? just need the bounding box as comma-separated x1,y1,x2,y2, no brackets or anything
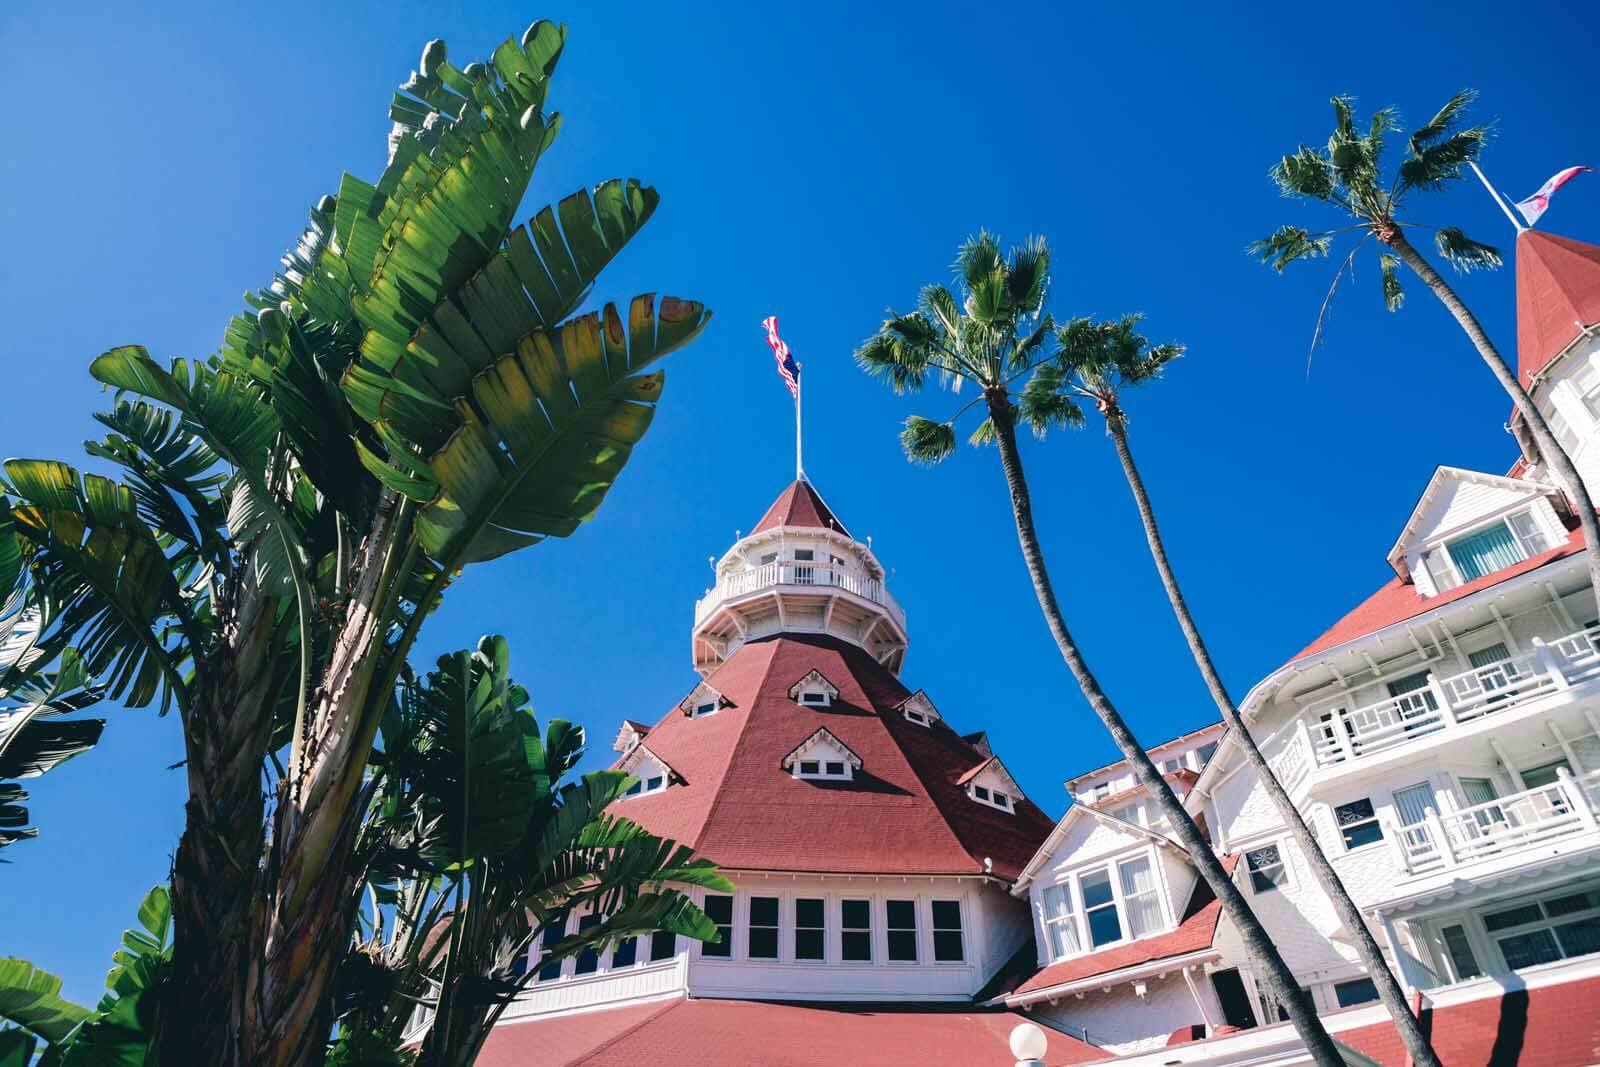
1392,769,1600,876
1303,625,1600,769
694,560,907,627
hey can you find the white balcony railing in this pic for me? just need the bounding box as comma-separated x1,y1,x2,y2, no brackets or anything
1303,625,1600,769
1392,769,1600,876
693,560,906,628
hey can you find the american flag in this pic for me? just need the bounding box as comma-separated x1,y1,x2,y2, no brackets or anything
761,316,800,398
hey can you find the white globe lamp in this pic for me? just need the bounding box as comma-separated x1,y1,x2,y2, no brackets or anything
1009,1021,1049,1066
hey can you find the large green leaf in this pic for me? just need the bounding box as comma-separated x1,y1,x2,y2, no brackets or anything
0,959,91,1046
0,718,103,781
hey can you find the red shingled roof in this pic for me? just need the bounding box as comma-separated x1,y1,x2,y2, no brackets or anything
751,479,850,536
609,633,1054,880
1517,229,1600,387
476,997,1104,1066
1336,975,1600,1067
1012,858,1235,996
1289,526,1584,662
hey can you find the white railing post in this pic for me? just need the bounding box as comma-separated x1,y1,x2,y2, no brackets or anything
1293,718,1314,779
1425,675,1458,727
1333,711,1358,763
1533,636,1571,690
1385,817,1413,875
1558,767,1599,831
1424,809,1456,867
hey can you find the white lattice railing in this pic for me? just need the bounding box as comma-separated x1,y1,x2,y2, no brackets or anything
694,560,906,627
1303,625,1600,769
1393,770,1599,875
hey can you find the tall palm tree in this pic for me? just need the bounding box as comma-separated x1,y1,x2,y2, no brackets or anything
1252,92,1600,595
1036,315,1441,1067
857,234,1346,1065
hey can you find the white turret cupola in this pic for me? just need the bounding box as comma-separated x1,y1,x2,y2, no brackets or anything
691,480,908,676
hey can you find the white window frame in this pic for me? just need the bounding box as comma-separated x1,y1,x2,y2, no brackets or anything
622,761,668,799
839,897,873,964
797,690,830,707
969,782,1014,812
1479,887,1600,971
930,898,966,964
1245,840,1293,895
904,707,931,727
794,758,852,781
1430,507,1552,588
1040,880,1080,962
1334,797,1385,852
690,699,719,718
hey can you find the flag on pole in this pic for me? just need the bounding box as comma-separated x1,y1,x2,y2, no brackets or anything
761,316,800,398
1515,166,1592,226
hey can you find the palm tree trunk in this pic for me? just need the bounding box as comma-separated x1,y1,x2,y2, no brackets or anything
1387,230,1600,594
158,581,285,1066
1104,412,1442,1067
984,391,1345,1065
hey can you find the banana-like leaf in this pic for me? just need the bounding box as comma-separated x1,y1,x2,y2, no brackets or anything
0,502,19,602
0,1027,36,1066
0,959,91,1046
0,718,103,781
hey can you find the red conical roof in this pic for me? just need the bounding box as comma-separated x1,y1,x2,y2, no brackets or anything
1517,229,1600,386
751,479,849,537
609,634,1053,880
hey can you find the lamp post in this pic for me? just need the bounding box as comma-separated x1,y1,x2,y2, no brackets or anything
1010,1022,1048,1067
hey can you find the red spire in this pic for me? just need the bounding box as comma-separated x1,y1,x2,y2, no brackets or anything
751,480,849,537
1517,229,1600,386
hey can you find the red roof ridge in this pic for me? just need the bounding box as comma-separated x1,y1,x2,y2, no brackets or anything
1517,228,1600,387
751,479,851,537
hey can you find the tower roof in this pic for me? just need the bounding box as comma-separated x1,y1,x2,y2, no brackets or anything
1517,229,1600,386
751,479,850,537
609,633,1053,880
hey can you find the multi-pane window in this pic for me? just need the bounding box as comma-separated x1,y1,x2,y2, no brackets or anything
536,912,567,981
1574,361,1600,421
748,897,780,960
841,899,872,962
972,784,1014,812
1507,510,1551,555
1483,889,1600,969
1197,741,1218,767
1440,924,1482,981
612,936,638,968
1421,549,1460,594
702,895,733,958
1118,856,1162,938
1335,799,1383,849
1386,671,1439,718
794,899,825,961
931,900,964,962
795,757,851,780
1334,977,1379,1007
1246,844,1288,893
649,929,677,962
1081,869,1122,947
887,900,918,962
1444,510,1549,584
1041,882,1079,960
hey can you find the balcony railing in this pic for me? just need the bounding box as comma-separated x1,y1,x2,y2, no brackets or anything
1303,625,1600,770
693,560,906,627
1392,769,1600,877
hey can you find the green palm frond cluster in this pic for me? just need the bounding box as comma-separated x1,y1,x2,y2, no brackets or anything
1249,90,1501,343
857,234,1181,458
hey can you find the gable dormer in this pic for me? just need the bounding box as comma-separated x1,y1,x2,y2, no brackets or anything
1387,466,1566,596
613,720,651,754
958,756,1022,813
787,669,839,709
678,681,726,719
780,727,862,780
618,743,678,798
896,689,942,727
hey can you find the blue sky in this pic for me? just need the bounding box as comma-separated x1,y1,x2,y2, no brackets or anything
4,0,1599,1002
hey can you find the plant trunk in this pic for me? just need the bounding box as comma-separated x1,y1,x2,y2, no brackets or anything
158,580,284,1065
984,391,1345,1066
1105,413,1441,1067
1388,230,1600,594
242,499,412,1067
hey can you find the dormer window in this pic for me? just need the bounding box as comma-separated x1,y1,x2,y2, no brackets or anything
782,727,862,781
904,708,930,727
618,745,677,799
960,756,1023,815
691,700,718,718
788,670,839,709
897,690,941,728
623,771,667,798
1432,508,1552,588
678,683,725,718
972,785,1013,811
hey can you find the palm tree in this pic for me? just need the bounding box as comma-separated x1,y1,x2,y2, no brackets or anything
1252,91,1600,595
857,234,1346,1065
1,22,710,1067
328,636,730,1067
1036,315,1441,1067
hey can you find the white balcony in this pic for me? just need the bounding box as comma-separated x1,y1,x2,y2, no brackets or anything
693,561,906,629
1392,769,1600,878
1298,624,1600,771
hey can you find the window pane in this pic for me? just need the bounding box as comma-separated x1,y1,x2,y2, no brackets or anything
612,937,638,968
649,929,677,961
1080,870,1114,910
1520,760,1571,789
537,912,567,981
1087,905,1123,947
574,914,601,974
1484,903,1544,932
842,899,871,962
702,895,733,958
1508,510,1551,555
887,900,917,962
1423,550,1460,593
842,899,870,928
1447,522,1525,582
1461,777,1499,807
1392,783,1436,826
1334,978,1378,1007
1247,845,1286,893
932,900,964,961
750,897,779,927
794,897,825,961
1498,929,1562,969
1546,890,1600,917
1555,917,1600,959
1336,799,1384,849
749,896,779,960
1440,924,1480,980
796,898,825,928
825,761,845,776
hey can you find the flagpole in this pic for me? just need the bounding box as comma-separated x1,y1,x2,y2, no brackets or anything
795,361,804,481
1469,160,1527,233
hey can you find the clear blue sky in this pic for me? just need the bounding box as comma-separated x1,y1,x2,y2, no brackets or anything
4,0,1598,1003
